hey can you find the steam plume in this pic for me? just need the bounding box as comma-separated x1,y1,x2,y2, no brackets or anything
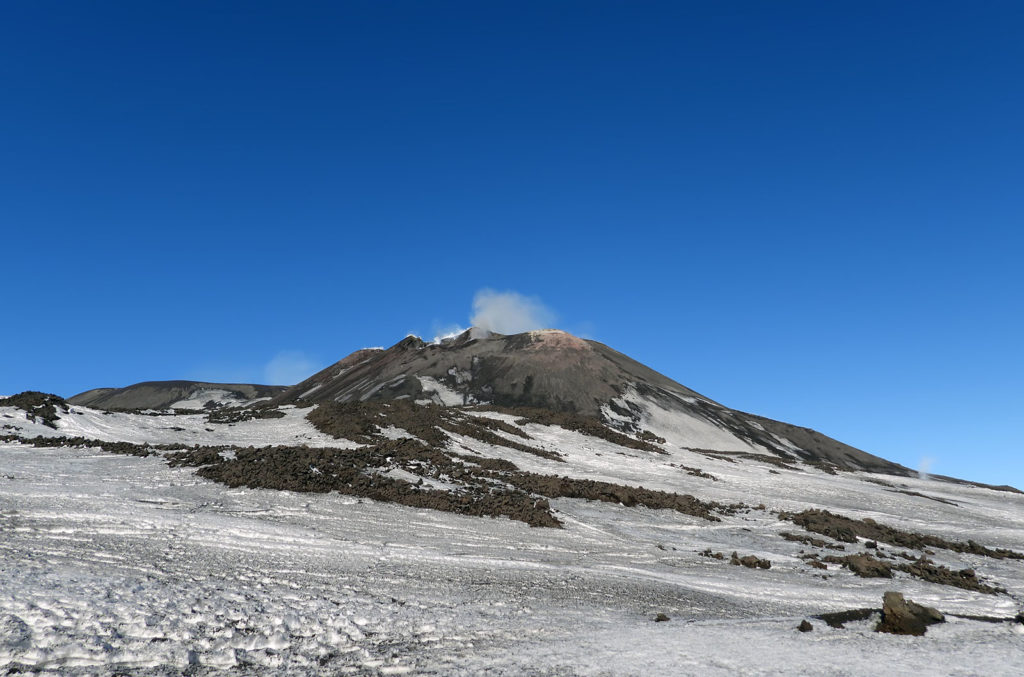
470,289,556,336
918,456,935,481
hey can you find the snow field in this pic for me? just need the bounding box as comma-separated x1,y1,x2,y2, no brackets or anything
2,403,1024,674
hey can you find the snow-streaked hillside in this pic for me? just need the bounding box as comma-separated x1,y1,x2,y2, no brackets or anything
2,401,1023,675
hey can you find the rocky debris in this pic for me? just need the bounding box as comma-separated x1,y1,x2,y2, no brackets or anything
730,552,771,569
170,437,563,528
780,509,858,543
654,613,670,622
495,473,734,522
842,554,893,578
816,552,1005,594
780,531,845,550
638,430,667,445
0,392,69,428
779,508,1024,560
492,406,665,453
814,608,877,629
308,401,563,461
206,407,286,424
897,560,1005,595
700,549,725,560
797,620,814,632
160,429,732,527
306,401,388,445
0,433,180,457
875,591,945,636
809,461,839,475
4,421,731,529
668,462,717,480
452,452,518,472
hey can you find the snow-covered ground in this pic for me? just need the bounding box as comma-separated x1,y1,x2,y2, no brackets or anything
2,403,1023,675
5,404,348,448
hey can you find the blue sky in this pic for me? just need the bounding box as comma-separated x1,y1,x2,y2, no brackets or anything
2,2,1021,488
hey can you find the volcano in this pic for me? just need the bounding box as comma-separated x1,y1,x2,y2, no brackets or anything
271,328,911,476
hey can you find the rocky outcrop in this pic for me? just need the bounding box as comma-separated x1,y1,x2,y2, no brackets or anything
730,552,771,569
780,508,1024,560
844,554,892,578
0,392,69,428
875,591,945,636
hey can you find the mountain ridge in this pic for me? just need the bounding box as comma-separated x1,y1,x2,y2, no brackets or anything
68,380,287,411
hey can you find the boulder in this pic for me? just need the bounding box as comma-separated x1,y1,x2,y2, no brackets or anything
730,551,772,569
875,591,945,636
846,554,892,578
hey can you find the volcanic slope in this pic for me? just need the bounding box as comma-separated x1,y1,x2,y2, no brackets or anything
69,380,287,411
271,328,911,475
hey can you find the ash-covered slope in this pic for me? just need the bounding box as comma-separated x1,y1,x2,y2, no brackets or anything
272,328,911,476
272,329,706,413
69,380,287,411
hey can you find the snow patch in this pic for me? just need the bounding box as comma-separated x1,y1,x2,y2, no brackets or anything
416,376,470,407
607,385,761,453
170,389,248,410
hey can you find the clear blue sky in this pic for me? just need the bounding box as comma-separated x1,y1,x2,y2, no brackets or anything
2,2,1021,488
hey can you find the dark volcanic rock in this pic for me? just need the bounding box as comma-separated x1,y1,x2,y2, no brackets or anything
496,406,664,453
0,392,69,428
206,407,286,424
896,560,1005,595
797,620,814,632
815,608,877,629
157,430,729,528
0,433,180,457
779,508,1024,561
844,554,893,579
730,552,771,569
307,400,563,460
169,438,564,528
817,551,1005,594
780,531,845,550
497,473,733,521
875,591,945,636
700,549,726,560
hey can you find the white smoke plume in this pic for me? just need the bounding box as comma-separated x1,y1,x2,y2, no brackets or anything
470,289,556,336
431,323,467,343
918,456,935,481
